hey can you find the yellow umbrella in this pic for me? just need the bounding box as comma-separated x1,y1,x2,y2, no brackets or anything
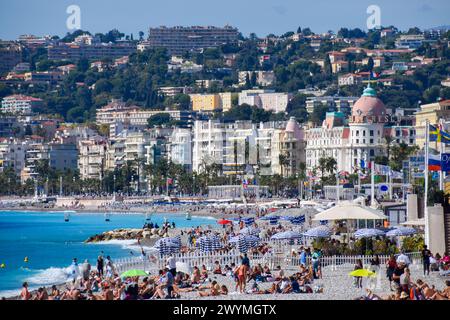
348,269,376,277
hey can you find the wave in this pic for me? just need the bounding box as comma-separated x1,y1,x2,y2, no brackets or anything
24,266,72,286
0,289,22,298
88,239,142,252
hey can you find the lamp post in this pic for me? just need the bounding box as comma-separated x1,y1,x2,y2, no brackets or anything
113,174,116,202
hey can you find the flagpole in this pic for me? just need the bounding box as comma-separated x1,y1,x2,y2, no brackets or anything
424,119,430,247
371,160,375,207
439,118,444,190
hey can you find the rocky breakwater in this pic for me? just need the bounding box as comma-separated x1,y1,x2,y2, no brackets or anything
85,228,168,243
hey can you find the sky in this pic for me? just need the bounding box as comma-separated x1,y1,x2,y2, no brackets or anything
0,0,449,40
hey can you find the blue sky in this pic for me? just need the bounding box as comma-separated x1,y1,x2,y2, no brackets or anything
0,0,448,40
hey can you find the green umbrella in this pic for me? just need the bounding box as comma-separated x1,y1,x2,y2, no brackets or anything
120,269,148,278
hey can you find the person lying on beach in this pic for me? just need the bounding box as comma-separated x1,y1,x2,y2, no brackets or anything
198,280,221,297
430,280,450,300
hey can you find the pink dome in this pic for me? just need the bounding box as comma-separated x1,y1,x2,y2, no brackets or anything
285,117,303,140
350,86,386,123
352,96,386,117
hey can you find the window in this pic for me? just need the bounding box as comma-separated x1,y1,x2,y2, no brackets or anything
370,149,375,156
370,130,374,136
356,130,359,136
363,131,366,137
356,139,359,144
370,139,374,144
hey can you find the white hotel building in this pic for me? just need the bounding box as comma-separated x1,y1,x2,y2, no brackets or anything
305,86,414,175
192,118,305,177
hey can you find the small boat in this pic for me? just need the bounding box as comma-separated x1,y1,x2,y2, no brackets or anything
145,212,152,221
105,212,111,222
64,212,70,222
186,212,192,220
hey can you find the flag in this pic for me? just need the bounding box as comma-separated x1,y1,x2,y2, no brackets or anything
360,159,366,169
429,124,450,143
428,153,441,171
371,71,380,78
390,170,403,179
374,163,391,175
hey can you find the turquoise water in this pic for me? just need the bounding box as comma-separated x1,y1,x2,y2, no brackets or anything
0,210,215,297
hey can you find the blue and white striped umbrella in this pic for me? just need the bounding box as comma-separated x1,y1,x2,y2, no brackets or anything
239,227,260,236
290,215,305,225
153,238,180,255
196,235,222,252
229,234,260,247
354,228,386,239
259,215,280,221
270,230,302,240
269,217,279,225
238,237,249,253
386,226,417,237
243,217,255,226
303,226,332,238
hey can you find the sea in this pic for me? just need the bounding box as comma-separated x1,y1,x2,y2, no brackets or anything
0,210,215,297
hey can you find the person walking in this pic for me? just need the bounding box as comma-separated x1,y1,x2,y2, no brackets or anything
97,255,104,277
421,245,432,276
353,259,363,288
386,254,397,291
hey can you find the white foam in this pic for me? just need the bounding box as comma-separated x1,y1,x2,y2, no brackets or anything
25,267,71,286
88,239,142,251
0,289,22,298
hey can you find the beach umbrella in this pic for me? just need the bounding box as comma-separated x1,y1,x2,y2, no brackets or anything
239,227,260,236
259,215,280,221
348,269,376,277
354,228,386,239
120,269,148,278
197,235,221,252
243,217,255,226
303,226,332,238
290,215,305,225
312,202,387,221
229,234,260,247
386,227,416,237
270,230,302,240
269,217,279,225
217,219,232,225
176,261,192,275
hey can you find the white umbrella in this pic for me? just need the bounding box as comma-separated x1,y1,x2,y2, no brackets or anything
354,228,386,239
312,202,387,221
176,261,192,275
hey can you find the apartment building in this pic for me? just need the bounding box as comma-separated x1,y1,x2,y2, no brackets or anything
147,25,239,55
1,95,43,115
192,119,305,176
238,90,292,113
78,136,108,180
238,71,276,87
47,42,137,61
168,128,192,171
0,138,27,175
305,96,359,115
96,100,195,127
